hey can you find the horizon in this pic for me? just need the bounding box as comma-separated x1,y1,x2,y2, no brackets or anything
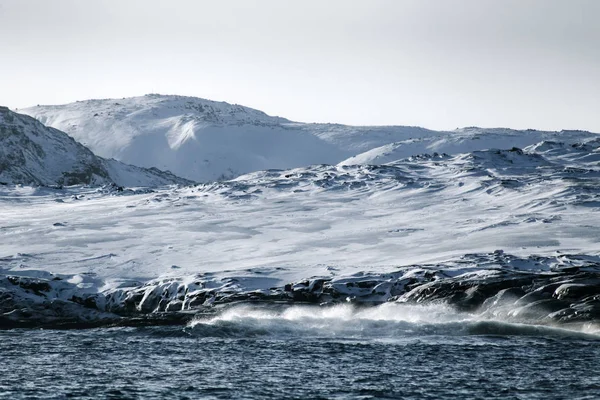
1,0,599,133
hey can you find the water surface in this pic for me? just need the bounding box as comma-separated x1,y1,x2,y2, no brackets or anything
2,304,599,399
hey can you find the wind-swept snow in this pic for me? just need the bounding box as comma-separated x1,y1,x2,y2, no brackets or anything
21,95,599,182
2,139,600,327
0,107,190,187
3,95,600,328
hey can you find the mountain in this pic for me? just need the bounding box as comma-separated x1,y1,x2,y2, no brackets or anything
22,94,346,182
3,137,600,328
4,95,600,328
22,94,597,183
337,128,600,166
0,106,190,187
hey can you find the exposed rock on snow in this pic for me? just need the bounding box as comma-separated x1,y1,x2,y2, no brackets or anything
2,252,600,328
0,107,191,187
3,100,600,329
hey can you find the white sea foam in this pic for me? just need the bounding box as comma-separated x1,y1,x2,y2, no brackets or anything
188,303,600,340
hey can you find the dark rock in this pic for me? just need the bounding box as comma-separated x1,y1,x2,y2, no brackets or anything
6,276,51,295
481,287,526,310
508,299,571,320
70,295,101,310
515,282,565,306
553,283,600,301
186,291,210,309
400,273,535,311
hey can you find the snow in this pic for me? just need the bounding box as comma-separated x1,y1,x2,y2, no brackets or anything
2,141,600,300
0,107,190,187
3,95,600,326
20,94,599,182
0,106,107,186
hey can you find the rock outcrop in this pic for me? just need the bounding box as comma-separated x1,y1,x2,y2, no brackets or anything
3,252,600,329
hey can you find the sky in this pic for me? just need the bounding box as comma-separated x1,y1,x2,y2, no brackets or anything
1,0,599,131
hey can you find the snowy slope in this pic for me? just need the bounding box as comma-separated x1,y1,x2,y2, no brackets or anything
5,94,600,328
21,95,345,182
338,127,598,166
0,107,190,187
0,106,110,186
22,95,599,182
2,138,600,327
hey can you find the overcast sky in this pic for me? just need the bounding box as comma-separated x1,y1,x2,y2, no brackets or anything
1,0,599,131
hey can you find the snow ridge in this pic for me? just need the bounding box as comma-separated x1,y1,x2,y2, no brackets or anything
22,94,599,182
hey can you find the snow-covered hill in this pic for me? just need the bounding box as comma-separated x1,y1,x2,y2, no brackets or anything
2,138,600,328
21,94,343,182
4,94,600,329
22,94,599,182
0,107,190,187
337,128,599,166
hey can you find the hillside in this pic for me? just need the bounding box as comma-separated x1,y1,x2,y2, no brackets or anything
2,137,600,327
22,94,599,182
0,107,190,187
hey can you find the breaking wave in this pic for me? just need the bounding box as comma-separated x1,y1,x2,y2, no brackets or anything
187,303,600,340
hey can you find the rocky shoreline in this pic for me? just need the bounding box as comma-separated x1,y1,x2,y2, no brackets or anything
2,252,600,330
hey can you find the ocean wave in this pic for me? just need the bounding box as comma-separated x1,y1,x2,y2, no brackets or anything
187,303,600,340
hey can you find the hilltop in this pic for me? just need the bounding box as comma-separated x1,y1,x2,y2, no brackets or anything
22,94,598,182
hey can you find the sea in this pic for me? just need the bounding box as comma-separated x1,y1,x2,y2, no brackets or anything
2,304,599,399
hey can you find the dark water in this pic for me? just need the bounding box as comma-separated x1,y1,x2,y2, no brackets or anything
2,304,600,399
